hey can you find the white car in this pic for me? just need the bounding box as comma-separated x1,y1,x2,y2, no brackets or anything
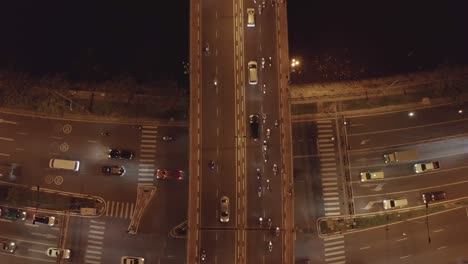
359,171,384,182
121,256,145,264
248,61,258,85
247,8,255,27
383,198,408,210
46,248,71,259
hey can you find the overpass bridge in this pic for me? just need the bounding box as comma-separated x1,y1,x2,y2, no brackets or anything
187,0,293,263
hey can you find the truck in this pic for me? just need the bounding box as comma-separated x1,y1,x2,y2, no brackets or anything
384,149,418,163
414,161,440,173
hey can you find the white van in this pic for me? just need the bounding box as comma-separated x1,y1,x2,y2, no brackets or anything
49,159,80,171
248,61,258,85
247,8,255,27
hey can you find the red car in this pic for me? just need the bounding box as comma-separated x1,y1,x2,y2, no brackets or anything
156,169,184,180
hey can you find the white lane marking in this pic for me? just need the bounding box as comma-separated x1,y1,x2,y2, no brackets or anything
90,225,105,230
323,235,344,241
324,245,344,252
140,154,156,158
0,153,11,157
324,207,340,211
139,159,154,163
322,172,337,176
0,137,14,141
318,134,333,138
433,229,444,233
142,130,157,134
88,140,97,143
400,255,411,259
322,177,337,181
437,246,448,250
88,245,102,250
140,144,156,148
396,237,407,242
324,240,344,247
141,134,157,138
141,139,157,143
140,149,156,153
323,192,339,196
90,220,105,224
88,240,103,245
138,168,154,172
324,250,345,257
325,212,341,216
86,249,102,254
322,182,338,186
321,167,337,171
324,197,339,201
138,178,154,182
88,235,103,239
324,202,340,206
359,246,371,250
85,260,101,264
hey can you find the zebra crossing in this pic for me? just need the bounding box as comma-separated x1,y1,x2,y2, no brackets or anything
317,119,347,263
138,125,158,185
105,200,135,219
317,119,342,217
84,220,106,264
323,235,346,264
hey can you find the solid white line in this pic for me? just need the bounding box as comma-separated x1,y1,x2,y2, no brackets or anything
323,235,344,241
324,197,339,201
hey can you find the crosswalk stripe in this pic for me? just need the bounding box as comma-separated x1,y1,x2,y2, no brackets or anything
324,250,345,257
125,203,130,219
322,172,337,176
90,225,105,230
140,154,156,158
120,202,125,218
323,187,338,191
138,178,154,182
88,235,103,239
324,245,344,252
88,245,102,250
324,207,340,211
139,163,155,167
324,202,340,206
316,120,332,124
90,220,105,225
322,177,337,181
320,153,335,157
320,143,334,147
105,201,110,216
325,240,344,247
328,261,345,264
321,167,336,171
141,134,157,139
320,158,336,161
325,212,341,216
140,144,156,148
139,168,154,172
318,129,333,133
325,255,345,262
324,197,339,201
324,235,344,241
321,162,336,167
142,125,158,129
141,139,157,143
322,182,338,186
323,192,339,196
90,230,105,235
318,134,333,138
142,130,157,134
320,148,335,152
317,124,332,128
88,240,103,245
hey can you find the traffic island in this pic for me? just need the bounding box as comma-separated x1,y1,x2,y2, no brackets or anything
0,184,105,217
317,200,467,237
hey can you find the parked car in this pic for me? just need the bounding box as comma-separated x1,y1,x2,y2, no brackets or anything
383,198,408,210
101,166,126,176
121,256,145,264
108,149,134,160
33,214,56,226
156,169,184,180
360,171,384,182
0,241,16,253
46,248,71,259
219,196,230,223
1,208,27,221
422,191,447,204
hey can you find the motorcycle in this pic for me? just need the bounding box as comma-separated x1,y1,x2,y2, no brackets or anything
257,185,262,197
268,241,273,252
273,164,277,175
266,179,271,191
261,57,265,68
259,217,263,227
256,168,261,180
263,140,268,151
268,218,272,228
209,160,216,170
262,84,266,94
275,227,280,237
266,128,271,138
274,120,279,128
201,249,207,261
262,114,267,124
162,136,174,142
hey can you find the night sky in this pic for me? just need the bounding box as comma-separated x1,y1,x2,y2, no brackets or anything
0,1,466,84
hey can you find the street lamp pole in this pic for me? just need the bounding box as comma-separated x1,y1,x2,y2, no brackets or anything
425,203,431,244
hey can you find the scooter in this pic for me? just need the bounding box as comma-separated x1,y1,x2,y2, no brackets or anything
268,218,272,228
274,120,279,128
273,164,277,175
275,227,280,237
201,249,207,261
259,217,263,227
257,185,262,197
266,179,271,191
256,168,261,180
268,241,273,252
266,128,271,138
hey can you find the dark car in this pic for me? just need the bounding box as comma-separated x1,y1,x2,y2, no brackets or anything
156,169,184,180
249,114,260,140
108,149,134,160
2,208,27,221
422,191,447,204
101,166,126,176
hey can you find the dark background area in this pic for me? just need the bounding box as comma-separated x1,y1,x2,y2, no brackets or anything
0,1,466,84
288,1,468,83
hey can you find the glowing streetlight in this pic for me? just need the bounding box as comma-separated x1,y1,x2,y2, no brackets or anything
408,112,415,117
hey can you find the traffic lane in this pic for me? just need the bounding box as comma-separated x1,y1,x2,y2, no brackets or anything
353,181,468,214
246,142,266,227
348,135,468,168
344,207,468,264
352,165,468,198
0,219,60,246
246,230,281,263
200,142,237,228
347,118,468,150
346,103,467,134
201,229,236,264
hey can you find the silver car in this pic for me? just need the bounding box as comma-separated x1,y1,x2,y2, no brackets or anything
220,196,230,223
